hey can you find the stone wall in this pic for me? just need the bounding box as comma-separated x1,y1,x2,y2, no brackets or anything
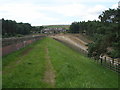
2,35,45,56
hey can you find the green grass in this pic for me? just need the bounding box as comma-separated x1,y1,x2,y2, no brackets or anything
3,39,50,88
3,37,118,88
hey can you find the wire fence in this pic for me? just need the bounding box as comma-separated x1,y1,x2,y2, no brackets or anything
95,57,120,73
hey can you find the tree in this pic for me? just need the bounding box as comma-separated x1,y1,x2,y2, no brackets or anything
69,22,80,33
98,9,118,23
2,19,32,37
69,8,119,58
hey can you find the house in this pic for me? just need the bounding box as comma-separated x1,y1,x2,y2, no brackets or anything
41,28,66,34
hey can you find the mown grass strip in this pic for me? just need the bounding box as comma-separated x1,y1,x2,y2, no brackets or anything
3,38,50,88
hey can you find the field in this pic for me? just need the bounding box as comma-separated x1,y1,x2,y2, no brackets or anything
2,37,118,88
44,25,70,30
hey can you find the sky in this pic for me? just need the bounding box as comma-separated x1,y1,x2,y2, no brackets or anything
0,0,119,26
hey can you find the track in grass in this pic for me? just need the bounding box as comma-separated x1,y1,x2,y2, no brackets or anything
43,47,55,87
2,37,118,88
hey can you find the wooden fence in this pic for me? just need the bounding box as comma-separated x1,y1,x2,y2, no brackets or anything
53,38,120,73
94,57,120,73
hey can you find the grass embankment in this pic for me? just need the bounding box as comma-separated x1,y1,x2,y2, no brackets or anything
3,39,48,88
3,37,118,88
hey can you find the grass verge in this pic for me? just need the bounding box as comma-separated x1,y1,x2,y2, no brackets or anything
47,38,118,88
3,38,50,88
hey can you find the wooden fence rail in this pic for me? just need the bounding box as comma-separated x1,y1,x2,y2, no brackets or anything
95,57,120,73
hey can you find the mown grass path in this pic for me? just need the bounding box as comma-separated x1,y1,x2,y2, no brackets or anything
3,37,118,88
43,47,55,87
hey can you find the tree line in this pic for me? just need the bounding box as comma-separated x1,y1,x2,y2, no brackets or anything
69,8,120,58
2,18,44,38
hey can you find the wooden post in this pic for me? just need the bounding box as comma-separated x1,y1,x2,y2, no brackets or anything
116,64,119,73
112,58,114,64
112,58,114,70
104,57,106,66
110,59,111,69
101,58,102,65
118,62,120,73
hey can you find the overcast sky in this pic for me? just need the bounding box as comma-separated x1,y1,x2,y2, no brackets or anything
0,0,119,26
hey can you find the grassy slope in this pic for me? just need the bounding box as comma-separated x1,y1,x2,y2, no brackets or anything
47,38,118,88
3,39,49,88
3,37,118,88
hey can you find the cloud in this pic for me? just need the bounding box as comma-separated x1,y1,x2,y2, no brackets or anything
111,4,118,9
0,3,59,25
0,0,119,25
42,4,107,21
53,0,115,3
46,4,87,17
84,5,107,20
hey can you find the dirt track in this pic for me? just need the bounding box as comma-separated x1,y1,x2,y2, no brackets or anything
43,47,55,87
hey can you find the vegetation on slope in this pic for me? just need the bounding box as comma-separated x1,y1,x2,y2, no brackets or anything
3,37,118,88
69,8,120,59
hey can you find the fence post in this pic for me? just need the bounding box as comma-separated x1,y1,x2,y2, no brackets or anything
112,58,114,64
101,58,102,65
112,58,114,70
104,57,106,66
110,59,111,69
116,64,118,73
118,63,120,73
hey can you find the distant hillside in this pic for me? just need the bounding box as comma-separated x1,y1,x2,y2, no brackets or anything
43,25,70,30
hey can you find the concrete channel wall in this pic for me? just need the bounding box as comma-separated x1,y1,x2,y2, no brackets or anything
53,38,87,54
2,35,45,56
